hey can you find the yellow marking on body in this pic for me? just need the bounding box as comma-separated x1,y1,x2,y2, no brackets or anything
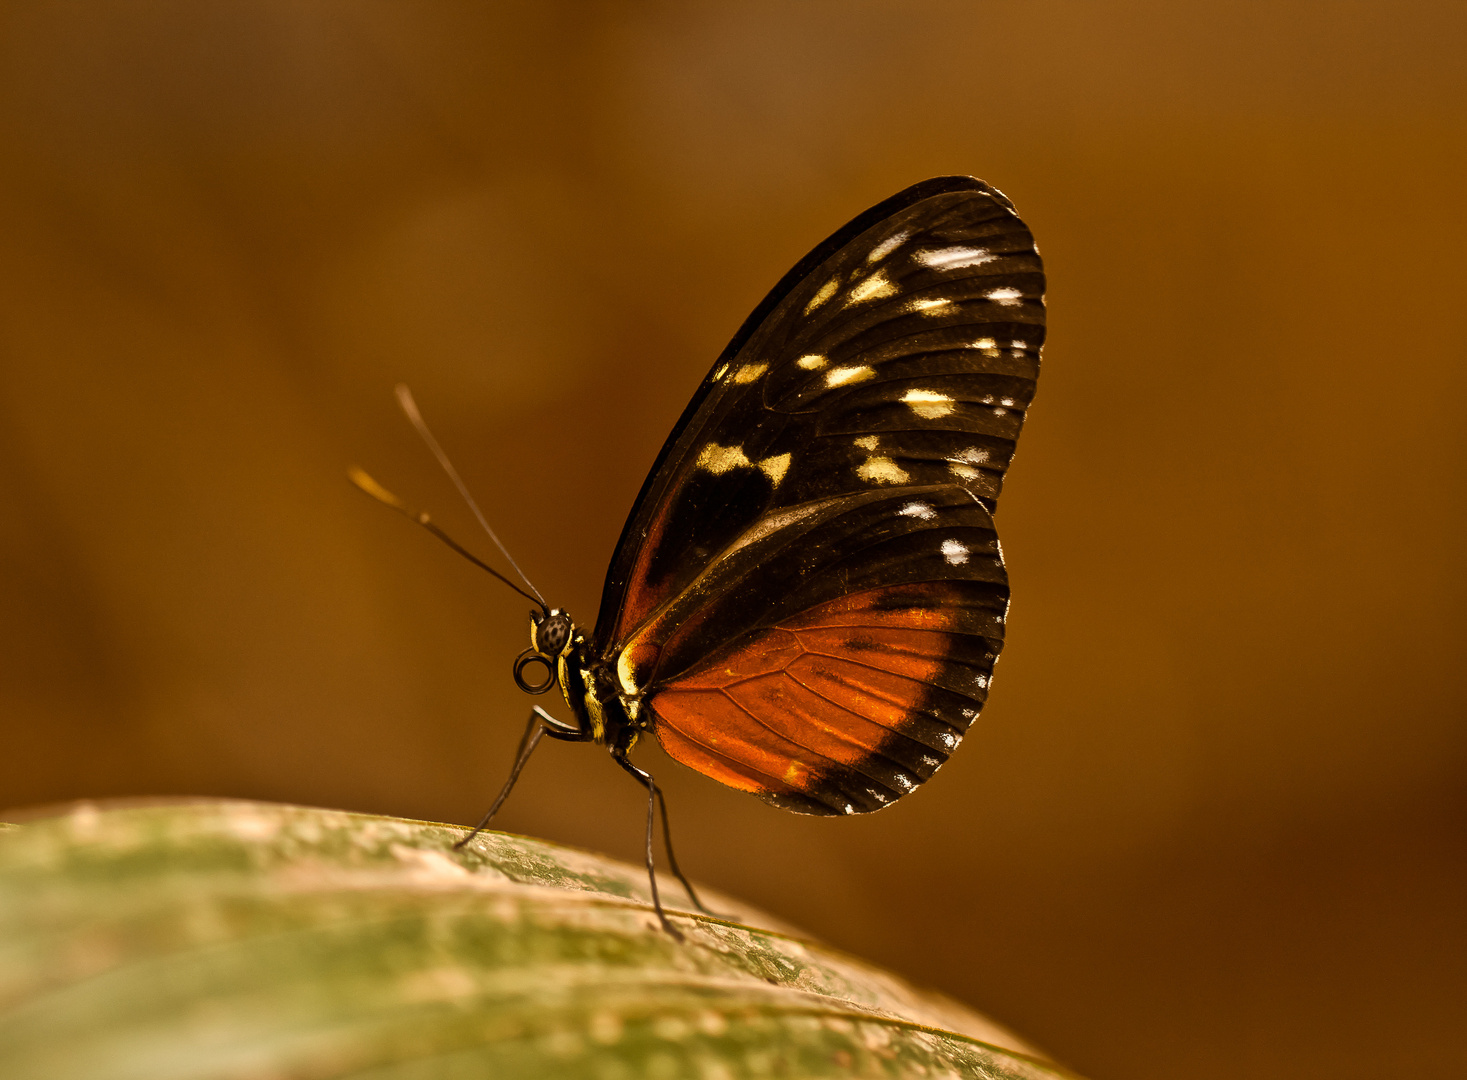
696,443,750,474
902,388,954,419
854,435,880,450
734,363,767,384
556,653,584,731
796,354,827,370
759,453,792,484
845,272,896,305
857,456,910,484
804,278,839,314
825,365,875,388
582,678,607,743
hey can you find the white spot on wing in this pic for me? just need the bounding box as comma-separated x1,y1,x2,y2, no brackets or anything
796,354,827,370
854,435,880,450
908,298,952,315
949,462,980,480
984,287,1024,306
941,538,969,565
866,230,909,263
955,446,990,464
901,388,954,419
826,365,876,388
696,443,750,475
899,502,935,520
857,456,909,484
758,453,791,484
733,363,767,384
918,246,995,270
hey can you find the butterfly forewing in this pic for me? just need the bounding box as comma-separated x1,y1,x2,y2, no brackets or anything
594,177,1044,814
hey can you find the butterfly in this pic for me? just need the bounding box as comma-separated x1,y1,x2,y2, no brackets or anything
354,175,1044,937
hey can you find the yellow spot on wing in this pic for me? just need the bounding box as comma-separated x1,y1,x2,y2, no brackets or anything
825,365,876,388
696,443,750,474
908,298,951,314
733,363,767,384
845,272,896,305
866,230,909,263
804,278,839,314
854,435,880,450
758,453,791,484
857,456,909,484
796,354,827,370
901,388,954,419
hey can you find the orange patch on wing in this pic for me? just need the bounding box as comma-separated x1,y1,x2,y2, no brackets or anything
653,689,822,796
650,586,967,800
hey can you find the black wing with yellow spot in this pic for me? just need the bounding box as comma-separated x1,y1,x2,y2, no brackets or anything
594,176,1044,815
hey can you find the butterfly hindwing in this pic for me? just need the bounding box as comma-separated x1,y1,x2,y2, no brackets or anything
594,176,1044,814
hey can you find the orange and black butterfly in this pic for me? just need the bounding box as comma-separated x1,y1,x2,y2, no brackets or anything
356,175,1044,936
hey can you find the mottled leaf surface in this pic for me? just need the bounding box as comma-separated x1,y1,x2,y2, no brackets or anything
0,799,1077,1080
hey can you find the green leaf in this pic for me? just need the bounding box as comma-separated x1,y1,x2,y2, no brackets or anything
0,800,1079,1079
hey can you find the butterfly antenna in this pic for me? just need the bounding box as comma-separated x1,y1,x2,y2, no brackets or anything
349,467,548,613
392,384,549,609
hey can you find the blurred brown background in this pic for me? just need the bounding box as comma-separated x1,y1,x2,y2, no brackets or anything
1,2,1463,1077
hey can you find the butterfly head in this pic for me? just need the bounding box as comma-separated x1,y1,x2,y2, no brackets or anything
529,608,575,658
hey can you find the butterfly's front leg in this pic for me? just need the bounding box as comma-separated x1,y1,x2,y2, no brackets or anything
453,705,590,851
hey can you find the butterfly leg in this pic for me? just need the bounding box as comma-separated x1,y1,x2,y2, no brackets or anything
650,785,714,915
611,752,705,938
454,705,586,851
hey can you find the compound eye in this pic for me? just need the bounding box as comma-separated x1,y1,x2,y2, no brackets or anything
537,614,571,655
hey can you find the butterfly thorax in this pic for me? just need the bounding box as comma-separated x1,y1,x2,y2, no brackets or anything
525,608,639,751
